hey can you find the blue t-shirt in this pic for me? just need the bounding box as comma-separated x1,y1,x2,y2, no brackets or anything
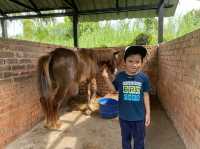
113,71,151,121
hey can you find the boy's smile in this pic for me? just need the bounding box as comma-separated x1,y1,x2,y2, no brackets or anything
125,54,142,75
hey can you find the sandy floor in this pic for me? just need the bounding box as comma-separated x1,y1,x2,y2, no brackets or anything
6,95,186,149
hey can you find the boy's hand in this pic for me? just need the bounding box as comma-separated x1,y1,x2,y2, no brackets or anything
102,68,109,79
145,113,151,127
102,68,117,93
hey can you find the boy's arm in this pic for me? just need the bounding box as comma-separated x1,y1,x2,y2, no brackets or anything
144,92,150,127
102,69,117,92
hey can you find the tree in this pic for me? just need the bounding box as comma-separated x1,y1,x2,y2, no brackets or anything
177,9,200,37
144,18,157,33
23,19,34,39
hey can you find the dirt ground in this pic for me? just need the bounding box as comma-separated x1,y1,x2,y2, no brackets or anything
6,94,186,149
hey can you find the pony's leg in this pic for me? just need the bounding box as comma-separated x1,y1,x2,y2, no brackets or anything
51,87,66,129
39,97,51,128
51,101,60,129
45,99,52,128
84,81,92,115
43,100,53,129
90,78,97,104
43,86,60,129
87,78,97,113
85,79,98,115
42,96,56,129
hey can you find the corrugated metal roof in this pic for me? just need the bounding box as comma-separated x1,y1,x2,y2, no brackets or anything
0,0,178,21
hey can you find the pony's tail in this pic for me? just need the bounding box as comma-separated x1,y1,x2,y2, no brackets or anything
37,54,53,98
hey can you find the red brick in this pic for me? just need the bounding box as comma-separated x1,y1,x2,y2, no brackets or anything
4,71,19,78
11,65,26,71
19,59,32,64
0,51,14,58
158,29,200,148
5,59,18,64
0,59,5,65
0,65,11,71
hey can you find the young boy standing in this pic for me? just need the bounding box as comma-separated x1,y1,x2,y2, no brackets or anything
102,45,151,149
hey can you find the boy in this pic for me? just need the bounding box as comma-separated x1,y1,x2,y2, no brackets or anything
102,45,151,149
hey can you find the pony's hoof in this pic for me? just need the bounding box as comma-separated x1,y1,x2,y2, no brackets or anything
44,123,51,129
44,122,61,130
56,122,62,128
49,122,62,129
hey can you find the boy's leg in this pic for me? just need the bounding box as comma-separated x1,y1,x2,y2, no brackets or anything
132,120,145,149
119,119,132,149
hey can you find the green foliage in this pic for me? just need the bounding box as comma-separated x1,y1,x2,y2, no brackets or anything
14,9,200,47
144,18,157,33
134,33,152,45
21,17,73,47
23,19,34,39
177,9,200,37
163,17,179,41
164,9,200,41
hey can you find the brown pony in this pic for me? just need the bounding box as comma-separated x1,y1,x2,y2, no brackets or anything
37,47,119,129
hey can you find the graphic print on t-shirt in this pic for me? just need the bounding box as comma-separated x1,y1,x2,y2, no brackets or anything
123,81,142,101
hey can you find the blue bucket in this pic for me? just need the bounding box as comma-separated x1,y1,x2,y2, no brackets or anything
98,98,118,119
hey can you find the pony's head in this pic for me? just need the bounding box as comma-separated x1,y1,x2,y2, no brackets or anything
98,50,122,77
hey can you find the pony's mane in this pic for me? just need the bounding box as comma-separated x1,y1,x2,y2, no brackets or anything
78,48,117,63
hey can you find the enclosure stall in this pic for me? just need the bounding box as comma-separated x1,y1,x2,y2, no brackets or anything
0,39,158,148
0,0,199,149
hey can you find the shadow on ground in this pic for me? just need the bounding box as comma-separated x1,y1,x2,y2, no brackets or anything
6,96,186,149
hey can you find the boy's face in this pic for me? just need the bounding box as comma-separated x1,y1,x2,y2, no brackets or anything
124,54,142,75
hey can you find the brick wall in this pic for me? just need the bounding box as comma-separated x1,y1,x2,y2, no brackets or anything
143,45,158,95
0,38,158,147
0,38,64,148
158,28,200,149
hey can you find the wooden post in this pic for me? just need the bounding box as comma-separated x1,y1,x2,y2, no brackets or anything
158,1,165,43
73,14,78,47
1,19,8,38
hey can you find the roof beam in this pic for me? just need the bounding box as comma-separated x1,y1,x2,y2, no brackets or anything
3,4,174,20
157,0,172,13
92,0,96,10
1,7,71,15
64,0,73,9
125,0,128,8
80,4,159,14
71,0,78,12
156,0,164,14
28,0,41,14
0,9,5,16
116,0,119,9
64,0,78,12
8,0,38,14
158,0,164,9
0,9,4,16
